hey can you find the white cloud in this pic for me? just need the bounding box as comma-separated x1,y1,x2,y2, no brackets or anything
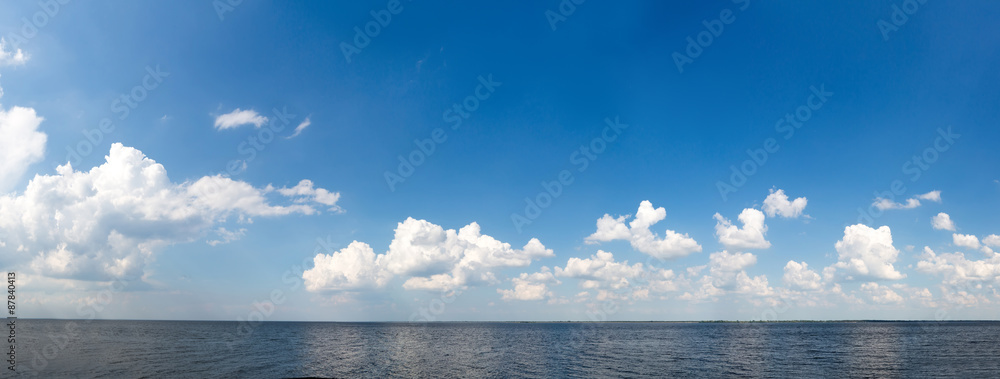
555,250,646,290
762,189,807,218
303,241,391,291
825,224,904,281
713,208,771,250
681,251,772,301
206,227,247,246
952,233,980,250
0,38,28,66
983,235,1000,249
860,282,903,304
916,190,941,202
286,117,311,139
213,108,268,130
872,190,941,211
276,179,342,212
0,105,47,192
931,212,956,231
584,201,701,259
917,246,1000,289
783,261,822,291
304,218,553,293
0,143,339,281
497,267,560,301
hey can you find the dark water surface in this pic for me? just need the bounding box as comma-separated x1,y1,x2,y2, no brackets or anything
12,320,1000,378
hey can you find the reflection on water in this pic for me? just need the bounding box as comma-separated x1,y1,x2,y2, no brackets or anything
14,320,1000,378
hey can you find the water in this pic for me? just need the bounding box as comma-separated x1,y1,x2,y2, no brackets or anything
11,320,1000,378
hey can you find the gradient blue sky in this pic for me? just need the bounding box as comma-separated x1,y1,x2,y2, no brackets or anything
1,1,999,321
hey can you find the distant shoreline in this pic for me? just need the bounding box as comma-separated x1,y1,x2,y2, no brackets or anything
14,318,1000,323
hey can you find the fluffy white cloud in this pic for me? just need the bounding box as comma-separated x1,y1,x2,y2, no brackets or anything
952,233,980,250
0,38,28,66
206,227,247,246
276,179,342,212
585,201,701,259
916,246,1000,287
302,241,391,292
0,143,339,281
304,218,553,293
497,267,560,301
286,118,311,139
872,190,941,211
556,250,645,290
860,282,903,304
762,189,807,218
713,208,771,250
931,212,956,231
984,235,1000,248
0,105,47,192
213,108,268,130
783,261,822,291
825,224,904,281
681,251,772,301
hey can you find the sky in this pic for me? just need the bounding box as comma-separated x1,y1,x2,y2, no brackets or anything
1,0,999,322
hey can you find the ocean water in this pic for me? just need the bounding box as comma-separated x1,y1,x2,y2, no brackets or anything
11,320,1000,378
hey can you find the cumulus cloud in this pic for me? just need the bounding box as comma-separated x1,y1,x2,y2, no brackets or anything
872,190,941,211
984,235,1000,249
213,108,268,130
783,261,822,291
303,218,553,293
302,241,391,292
825,224,904,281
584,201,701,259
952,233,980,250
0,38,28,66
286,117,311,139
917,246,1000,289
713,208,771,250
555,250,678,300
497,267,560,301
762,189,807,218
931,212,956,231
276,179,342,212
0,105,47,192
681,251,772,301
860,282,903,304
0,143,340,281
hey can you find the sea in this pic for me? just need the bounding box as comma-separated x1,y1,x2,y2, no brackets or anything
10,320,1000,378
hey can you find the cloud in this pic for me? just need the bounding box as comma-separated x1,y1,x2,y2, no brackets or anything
206,227,247,246
286,117,311,139
304,218,553,293
762,189,807,218
872,190,941,211
984,235,1000,249
276,179,342,212
497,267,560,301
824,224,904,281
931,212,956,231
917,246,1000,289
783,261,822,291
0,38,28,66
713,208,771,250
860,282,903,304
213,108,268,130
555,250,678,299
0,105,47,192
681,251,772,301
952,233,980,250
302,241,391,292
584,201,701,259
0,143,340,281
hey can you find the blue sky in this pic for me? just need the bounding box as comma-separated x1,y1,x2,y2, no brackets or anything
1,0,999,322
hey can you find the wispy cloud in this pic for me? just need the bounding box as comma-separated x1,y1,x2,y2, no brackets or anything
286,117,311,139
213,108,268,130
